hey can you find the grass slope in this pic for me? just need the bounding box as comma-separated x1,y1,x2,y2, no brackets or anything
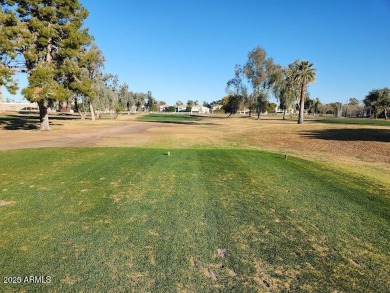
137,114,202,122
0,148,389,292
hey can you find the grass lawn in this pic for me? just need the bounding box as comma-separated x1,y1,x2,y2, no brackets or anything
137,113,202,123
316,117,390,127
0,148,389,292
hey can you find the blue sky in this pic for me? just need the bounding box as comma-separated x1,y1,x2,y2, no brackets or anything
7,0,390,105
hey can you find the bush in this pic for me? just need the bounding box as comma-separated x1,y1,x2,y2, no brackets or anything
151,104,159,112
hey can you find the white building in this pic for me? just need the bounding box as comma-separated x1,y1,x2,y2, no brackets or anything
211,104,223,112
159,104,169,112
191,106,210,114
176,105,187,112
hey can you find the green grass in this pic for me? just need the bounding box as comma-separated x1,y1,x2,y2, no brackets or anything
137,113,202,122
317,117,390,126
0,148,389,292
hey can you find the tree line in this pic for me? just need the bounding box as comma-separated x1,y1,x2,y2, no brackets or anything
363,88,389,120
223,46,316,124
223,46,389,122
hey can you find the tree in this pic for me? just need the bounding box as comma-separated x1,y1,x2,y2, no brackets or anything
150,103,159,112
290,60,316,124
118,83,135,113
243,47,279,119
144,91,155,112
378,88,390,120
364,88,390,119
313,97,322,116
63,44,104,120
222,95,241,117
265,102,276,113
364,90,380,119
304,96,315,114
227,65,245,96
134,92,146,112
0,2,20,112
175,100,183,106
203,101,211,108
226,65,245,117
344,97,359,117
273,66,298,120
12,0,93,130
92,73,121,117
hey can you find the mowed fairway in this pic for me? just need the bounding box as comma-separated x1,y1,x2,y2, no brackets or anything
0,148,389,292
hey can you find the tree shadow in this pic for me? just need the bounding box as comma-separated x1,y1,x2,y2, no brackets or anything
301,128,390,143
140,120,219,126
192,115,227,119
0,114,77,130
0,115,39,130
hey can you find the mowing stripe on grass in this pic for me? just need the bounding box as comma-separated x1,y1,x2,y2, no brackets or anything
0,148,389,292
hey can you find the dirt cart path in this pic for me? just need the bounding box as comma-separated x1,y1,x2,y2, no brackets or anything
0,121,157,150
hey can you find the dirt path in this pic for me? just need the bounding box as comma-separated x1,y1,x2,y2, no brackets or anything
0,120,157,150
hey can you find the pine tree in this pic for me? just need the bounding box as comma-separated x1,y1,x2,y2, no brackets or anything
13,0,92,130
0,1,20,112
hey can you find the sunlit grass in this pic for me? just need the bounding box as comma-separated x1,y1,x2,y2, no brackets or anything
137,113,202,122
0,148,389,291
317,117,390,126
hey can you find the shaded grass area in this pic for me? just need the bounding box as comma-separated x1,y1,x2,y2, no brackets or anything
137,113,202,123
301,128,390,142
0,114,39,130
0,148,389,292
0,114,78,130
317,118,390,127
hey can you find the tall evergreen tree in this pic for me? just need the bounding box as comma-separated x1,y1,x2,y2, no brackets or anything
0,1,20,112
13,0,92,130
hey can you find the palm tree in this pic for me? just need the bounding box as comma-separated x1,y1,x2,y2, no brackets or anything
291,60,316,124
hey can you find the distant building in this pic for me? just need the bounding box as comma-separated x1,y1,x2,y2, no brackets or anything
159,104,169,112
176,105,187,112
191,106,210,114
211,104,223,113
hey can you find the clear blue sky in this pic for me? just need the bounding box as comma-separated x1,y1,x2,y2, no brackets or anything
7,0,390,105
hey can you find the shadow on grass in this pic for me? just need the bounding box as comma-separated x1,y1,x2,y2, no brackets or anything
0,114,78,130
0,115,39,130
301,128,390,143
140,120,219,126
190,114,227,119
